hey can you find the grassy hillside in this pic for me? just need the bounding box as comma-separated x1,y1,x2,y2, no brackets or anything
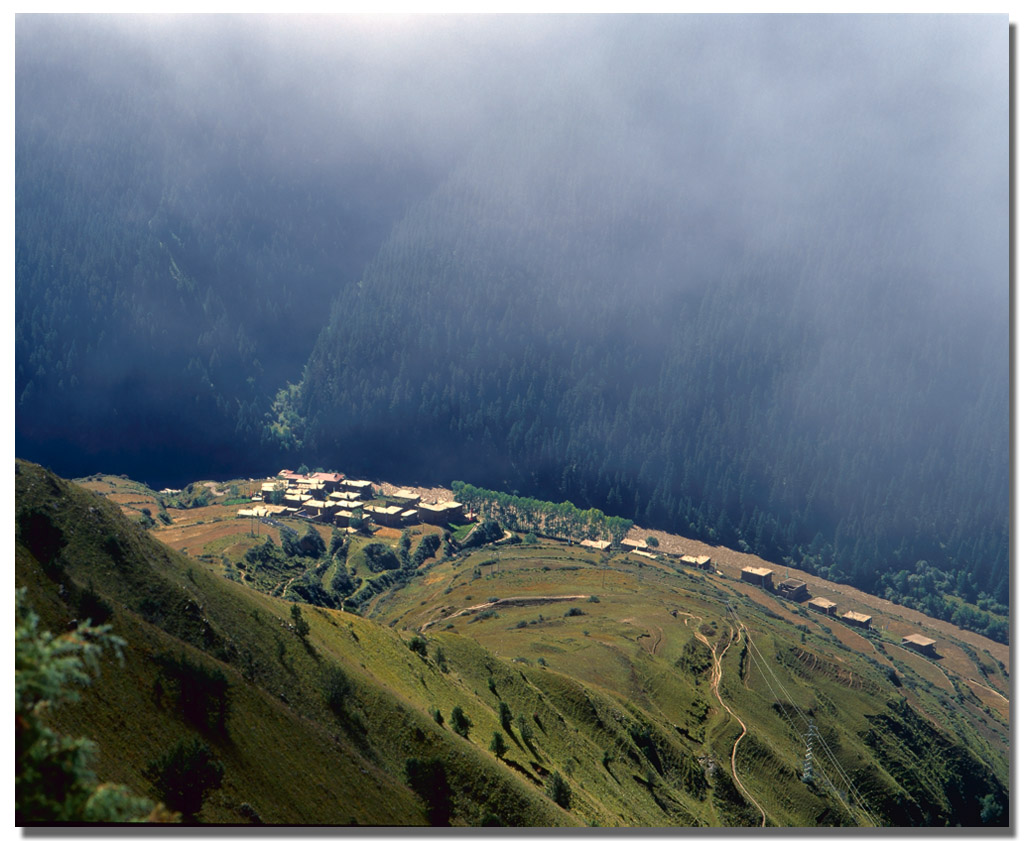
17,461,1009,826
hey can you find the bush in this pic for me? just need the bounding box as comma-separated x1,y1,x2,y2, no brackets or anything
404,758,452,826
16,590,156,823
413,534,442,566
409,636,428,657
546,771,571,809
145,737,223,822
153,653,230,733
565,607,585,617
363,543,401,573
298,524,327,558
489,732,508,758
291,603,310,641
449,706,471,738
321,664,352,718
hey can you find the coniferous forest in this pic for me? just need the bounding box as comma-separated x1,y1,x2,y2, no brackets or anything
16,16,1009,635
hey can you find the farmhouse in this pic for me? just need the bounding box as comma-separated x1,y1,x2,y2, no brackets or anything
300,499,335,522
334,498,365,512
295,479,326,499
341,478,374,499
621,538,648,552
841,611,872,629
389,489,422,507
807,597,837,616
741,566,773,588
334,509,370,529
367,505,404,528
902,634,938,656
283,491,312,510
580,539,612,551
308,472,344,493
778,578,809,602
679,555,711,570
418,500,465,525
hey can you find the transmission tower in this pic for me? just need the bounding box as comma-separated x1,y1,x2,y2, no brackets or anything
802,718,819,783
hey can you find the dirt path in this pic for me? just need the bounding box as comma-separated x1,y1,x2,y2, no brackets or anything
420,594,588,632
695,624,768,828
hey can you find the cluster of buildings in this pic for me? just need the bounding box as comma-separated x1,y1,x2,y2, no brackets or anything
740,565,938,655
236,469,466,532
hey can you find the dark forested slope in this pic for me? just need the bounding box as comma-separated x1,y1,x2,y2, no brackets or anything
284,17,1008,616
15,16,446,484
16,16,1008,622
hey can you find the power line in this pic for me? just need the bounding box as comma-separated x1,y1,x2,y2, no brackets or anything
724,602,880,826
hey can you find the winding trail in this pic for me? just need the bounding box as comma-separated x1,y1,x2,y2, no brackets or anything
695,624,768,828
419,594,588,633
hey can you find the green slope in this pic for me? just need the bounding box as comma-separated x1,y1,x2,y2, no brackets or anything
15,461,1009,826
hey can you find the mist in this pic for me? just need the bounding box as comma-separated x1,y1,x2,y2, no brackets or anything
16,14,1008,609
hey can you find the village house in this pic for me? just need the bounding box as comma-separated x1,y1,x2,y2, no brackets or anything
334,508,370,529
418,500,465,525
741,566,773,588
295,479,326,500
580,539,612,551
340,478,374,499
807,597,837,616
841,611,872,629
902,634,938,656
333,498,365,512
679,555,712,570
282,491,312,511
620,538,648,552
367,504,404,528
388,489,422,507
778,579,809,602
300,499,335,522
308,472,345,494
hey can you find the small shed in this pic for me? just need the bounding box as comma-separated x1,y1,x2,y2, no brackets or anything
778,579,808,601
902,634,937,656
807,597,837,616
741,567,773,588
841,611,872,629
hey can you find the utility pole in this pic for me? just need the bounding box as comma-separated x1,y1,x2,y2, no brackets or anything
802,718,818,783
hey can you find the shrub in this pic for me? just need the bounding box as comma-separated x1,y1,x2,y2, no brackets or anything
489,732,508,758
145,737,223,822
298,524,326,558
499,702,513,732
405,757,452,826
565,607,585,617
16,590,156,823
321,664,352,718
291,604,310,641
153,653,230,733
409,636,428,657
363,543,401,572
450,706,472,738
546,771,571,809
